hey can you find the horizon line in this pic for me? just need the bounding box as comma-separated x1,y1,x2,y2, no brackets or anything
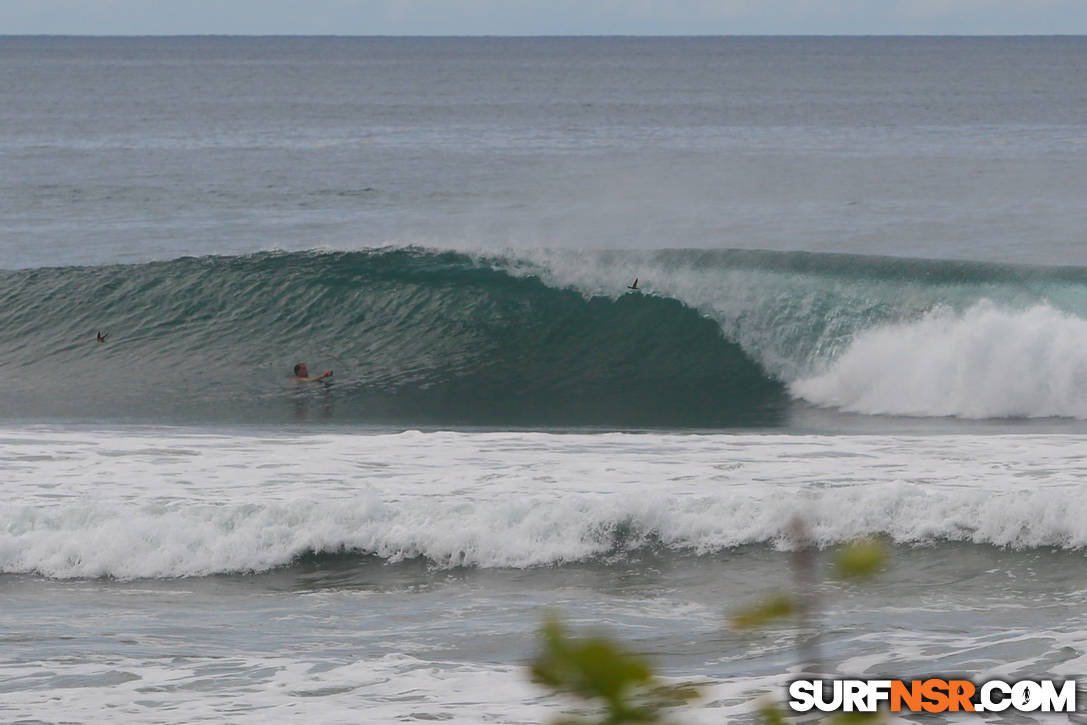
2,33,1087,39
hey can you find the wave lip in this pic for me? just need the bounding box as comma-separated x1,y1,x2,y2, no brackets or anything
791,302,1087,419
492,247,1087,422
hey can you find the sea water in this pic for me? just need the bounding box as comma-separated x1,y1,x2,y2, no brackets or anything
3,36,1087,723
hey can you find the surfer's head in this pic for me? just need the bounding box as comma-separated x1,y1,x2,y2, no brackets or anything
294,363,308,378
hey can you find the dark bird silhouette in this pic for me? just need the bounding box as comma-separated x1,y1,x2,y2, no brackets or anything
627,278,639,291
96,331,108,343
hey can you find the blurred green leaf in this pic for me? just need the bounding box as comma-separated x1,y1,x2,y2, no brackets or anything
833,539,889,580
730,593,798,630
530,617,700,725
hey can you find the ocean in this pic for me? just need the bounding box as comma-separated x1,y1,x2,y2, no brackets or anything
3,35,1087,723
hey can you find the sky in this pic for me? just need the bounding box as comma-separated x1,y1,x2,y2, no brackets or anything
2,0,1086,36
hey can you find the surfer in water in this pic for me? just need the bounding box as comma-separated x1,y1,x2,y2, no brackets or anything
96,331,108,343
627,278,639,291
294,363,332,382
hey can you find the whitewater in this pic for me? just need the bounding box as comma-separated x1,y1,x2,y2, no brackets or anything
8,244,1087,724
6,425,1087,725
9,246,1087,723
7,35,1087,725
5,427,1087,579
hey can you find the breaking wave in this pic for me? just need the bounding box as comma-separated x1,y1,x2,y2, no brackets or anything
6,245,1087,423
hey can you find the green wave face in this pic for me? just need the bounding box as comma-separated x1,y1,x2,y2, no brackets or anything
502,248,1087,382
11,246,1087,426
0,249,786,427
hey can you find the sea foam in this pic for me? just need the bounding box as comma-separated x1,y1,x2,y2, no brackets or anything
4,428,1087,579
792,302,1087,418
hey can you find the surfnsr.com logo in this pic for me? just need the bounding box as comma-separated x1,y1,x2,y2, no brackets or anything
788,679,1077,714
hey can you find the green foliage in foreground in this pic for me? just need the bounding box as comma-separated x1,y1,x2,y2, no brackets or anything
732,539,890,630
531,537,892,724
730,592,798,630
530,617,701,725
833,539,889,581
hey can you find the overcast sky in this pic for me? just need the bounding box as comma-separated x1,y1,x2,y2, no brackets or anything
2,0,1086,36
